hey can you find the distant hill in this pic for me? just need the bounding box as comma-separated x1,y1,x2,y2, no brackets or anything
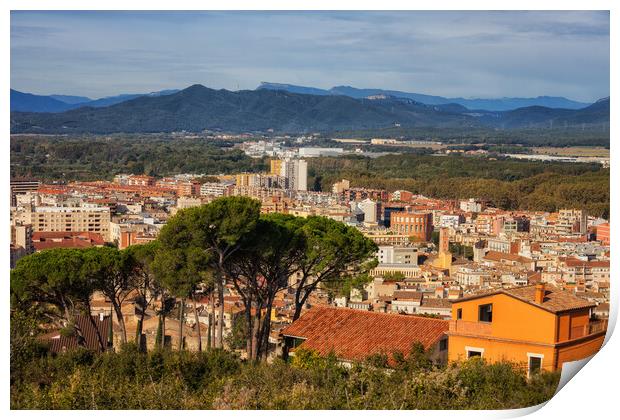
83,89,180,108
258,82,592,111
10,89,75,113
477,97,610,129
10,89,180,112
49,94,92,104
257,82,330,96
10,84,479,134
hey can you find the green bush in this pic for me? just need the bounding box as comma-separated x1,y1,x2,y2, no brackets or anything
11,345,560,410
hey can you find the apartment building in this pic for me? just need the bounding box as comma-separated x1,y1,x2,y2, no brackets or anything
377,245,418,265
126,175,156,187
391,211,433,242
10,179,41,207
460,198,484,213
356,198,381,224
281,159,308,191
596,223,610,245
556,209,588,236
177,181,202,197
23,206,111,241
543,258,610,291
200,182,231,197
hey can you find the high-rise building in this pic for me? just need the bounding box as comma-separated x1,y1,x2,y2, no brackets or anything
357,198,381,224
280,159,307,191
270,159,283,176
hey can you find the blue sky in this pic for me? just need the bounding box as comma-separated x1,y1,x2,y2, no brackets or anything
10,11,610,102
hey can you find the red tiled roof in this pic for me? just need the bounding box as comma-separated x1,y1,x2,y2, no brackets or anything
484,251,532,264
420,298,451,309
453,284,596,314
281,306,448,361
43,314,111,353
393,290,423,301
32,231,105,250
564,258,610,268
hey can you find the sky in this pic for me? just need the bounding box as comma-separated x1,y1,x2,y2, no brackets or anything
10,11,610,102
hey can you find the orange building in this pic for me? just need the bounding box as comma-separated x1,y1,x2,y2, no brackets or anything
596,223,610,245
448,284,606,375
391,211,433,242
177,181,202,197
119,231,158,250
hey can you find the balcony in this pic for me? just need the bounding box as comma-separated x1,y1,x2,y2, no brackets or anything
569,319,608,340
449,320,493,336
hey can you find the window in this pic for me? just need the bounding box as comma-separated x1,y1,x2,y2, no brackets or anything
467,350,483,359
478,304,493,322
528,354,543,377
439,339,448,351
456,308,463,320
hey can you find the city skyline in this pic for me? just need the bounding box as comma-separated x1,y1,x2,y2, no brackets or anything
11,10,610,102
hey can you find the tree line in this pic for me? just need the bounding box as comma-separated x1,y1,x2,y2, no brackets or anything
10,135,609,216
307,155,609,218
11,196,378,361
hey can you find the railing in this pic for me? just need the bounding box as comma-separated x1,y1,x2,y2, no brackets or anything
569,319,608,340
449,320,493,336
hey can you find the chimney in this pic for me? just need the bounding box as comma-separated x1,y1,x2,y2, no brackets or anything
535,283,546,304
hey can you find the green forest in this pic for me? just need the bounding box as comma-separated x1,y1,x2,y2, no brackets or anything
328,126,610,147
10,135,609,217
308,154,609,218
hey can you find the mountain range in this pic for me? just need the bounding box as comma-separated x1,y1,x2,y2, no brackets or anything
10,89,180,113
257,82,592,111
10,84,609,135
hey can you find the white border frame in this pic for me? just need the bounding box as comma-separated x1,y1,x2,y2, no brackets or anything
2,3,617,420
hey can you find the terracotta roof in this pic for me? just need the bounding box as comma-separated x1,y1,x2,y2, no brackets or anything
392,290,423,301
281,306,448,361
454,284,595,314
484,251,532,264
32,232,106,250
528,271,542,283
420,298,451,309
44,314,111,353
564,258,610,268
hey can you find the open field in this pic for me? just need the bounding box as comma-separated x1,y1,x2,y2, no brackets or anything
532,146,610,157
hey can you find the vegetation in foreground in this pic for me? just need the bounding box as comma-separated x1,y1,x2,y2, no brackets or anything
10,342,560,410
